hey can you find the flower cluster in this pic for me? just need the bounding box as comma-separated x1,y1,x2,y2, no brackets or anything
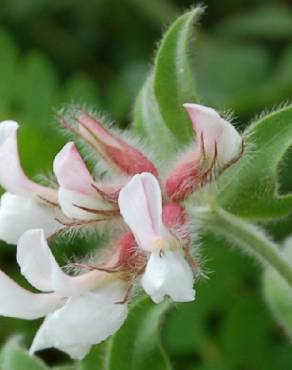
0,104,242,359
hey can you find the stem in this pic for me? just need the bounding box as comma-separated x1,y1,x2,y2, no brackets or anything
196,205,292,287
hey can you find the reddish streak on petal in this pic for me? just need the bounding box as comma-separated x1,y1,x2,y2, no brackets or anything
165,150,202,202
91,183,121,204
77,112,158,176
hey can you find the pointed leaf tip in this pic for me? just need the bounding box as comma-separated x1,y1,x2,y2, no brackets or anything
133,8,203,153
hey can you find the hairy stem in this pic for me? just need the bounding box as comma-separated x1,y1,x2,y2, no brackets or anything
196,205,292,287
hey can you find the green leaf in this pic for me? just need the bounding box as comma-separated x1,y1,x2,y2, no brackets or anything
134,74,178,157
106,296,171,370
219,297,271,369
81,296,172,370
153,7,201,143
78,342,107,370
217,105,292,220
263,238,292,340
133,8,202,150
0,337,48,370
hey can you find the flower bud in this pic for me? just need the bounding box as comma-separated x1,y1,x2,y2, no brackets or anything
184,103,243,166
76,111,158,176
166,103,243,201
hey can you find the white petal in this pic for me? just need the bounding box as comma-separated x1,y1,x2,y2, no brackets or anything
17,229,69,292
0,121,57,202
183,104,242,165
0,193,60,244
30,281,128,359
0,270,63,319
0,121,32,194
54,143,113,220
58,187,110,220
17,229,101,296
141,250,195,303
53,142,95,194
118,173,169,251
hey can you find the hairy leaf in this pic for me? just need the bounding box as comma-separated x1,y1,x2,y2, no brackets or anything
153,7,201,142
134,74,178,157
133,8,202,150
217,105,292,220
263,237,292,340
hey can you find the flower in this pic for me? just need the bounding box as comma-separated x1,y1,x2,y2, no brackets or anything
184,103,243,166
0,229,128,359
0,120,130,243
166,104,243,201
0,121,61,243
118,172,196,303
0,104,242,243
0,102,243,359
53,142,119,221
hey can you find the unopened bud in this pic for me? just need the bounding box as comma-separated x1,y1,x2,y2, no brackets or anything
76,112,158,176
166,104,243,201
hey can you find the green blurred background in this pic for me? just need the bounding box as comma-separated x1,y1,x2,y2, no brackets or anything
0,0,292,369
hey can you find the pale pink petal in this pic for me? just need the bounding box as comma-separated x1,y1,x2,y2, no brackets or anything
183,104,242,165
17,229,104,296
0,121,57,202
54,142,117,220
53,142,95,195
57,187,111,221
0,270,63,319
118,172,170,251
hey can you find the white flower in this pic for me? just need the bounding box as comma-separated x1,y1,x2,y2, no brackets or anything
166,104,243,201
118,172,195,303
0,121,60,243
0,229,128,359
53,142,117,220
183,103,243,166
